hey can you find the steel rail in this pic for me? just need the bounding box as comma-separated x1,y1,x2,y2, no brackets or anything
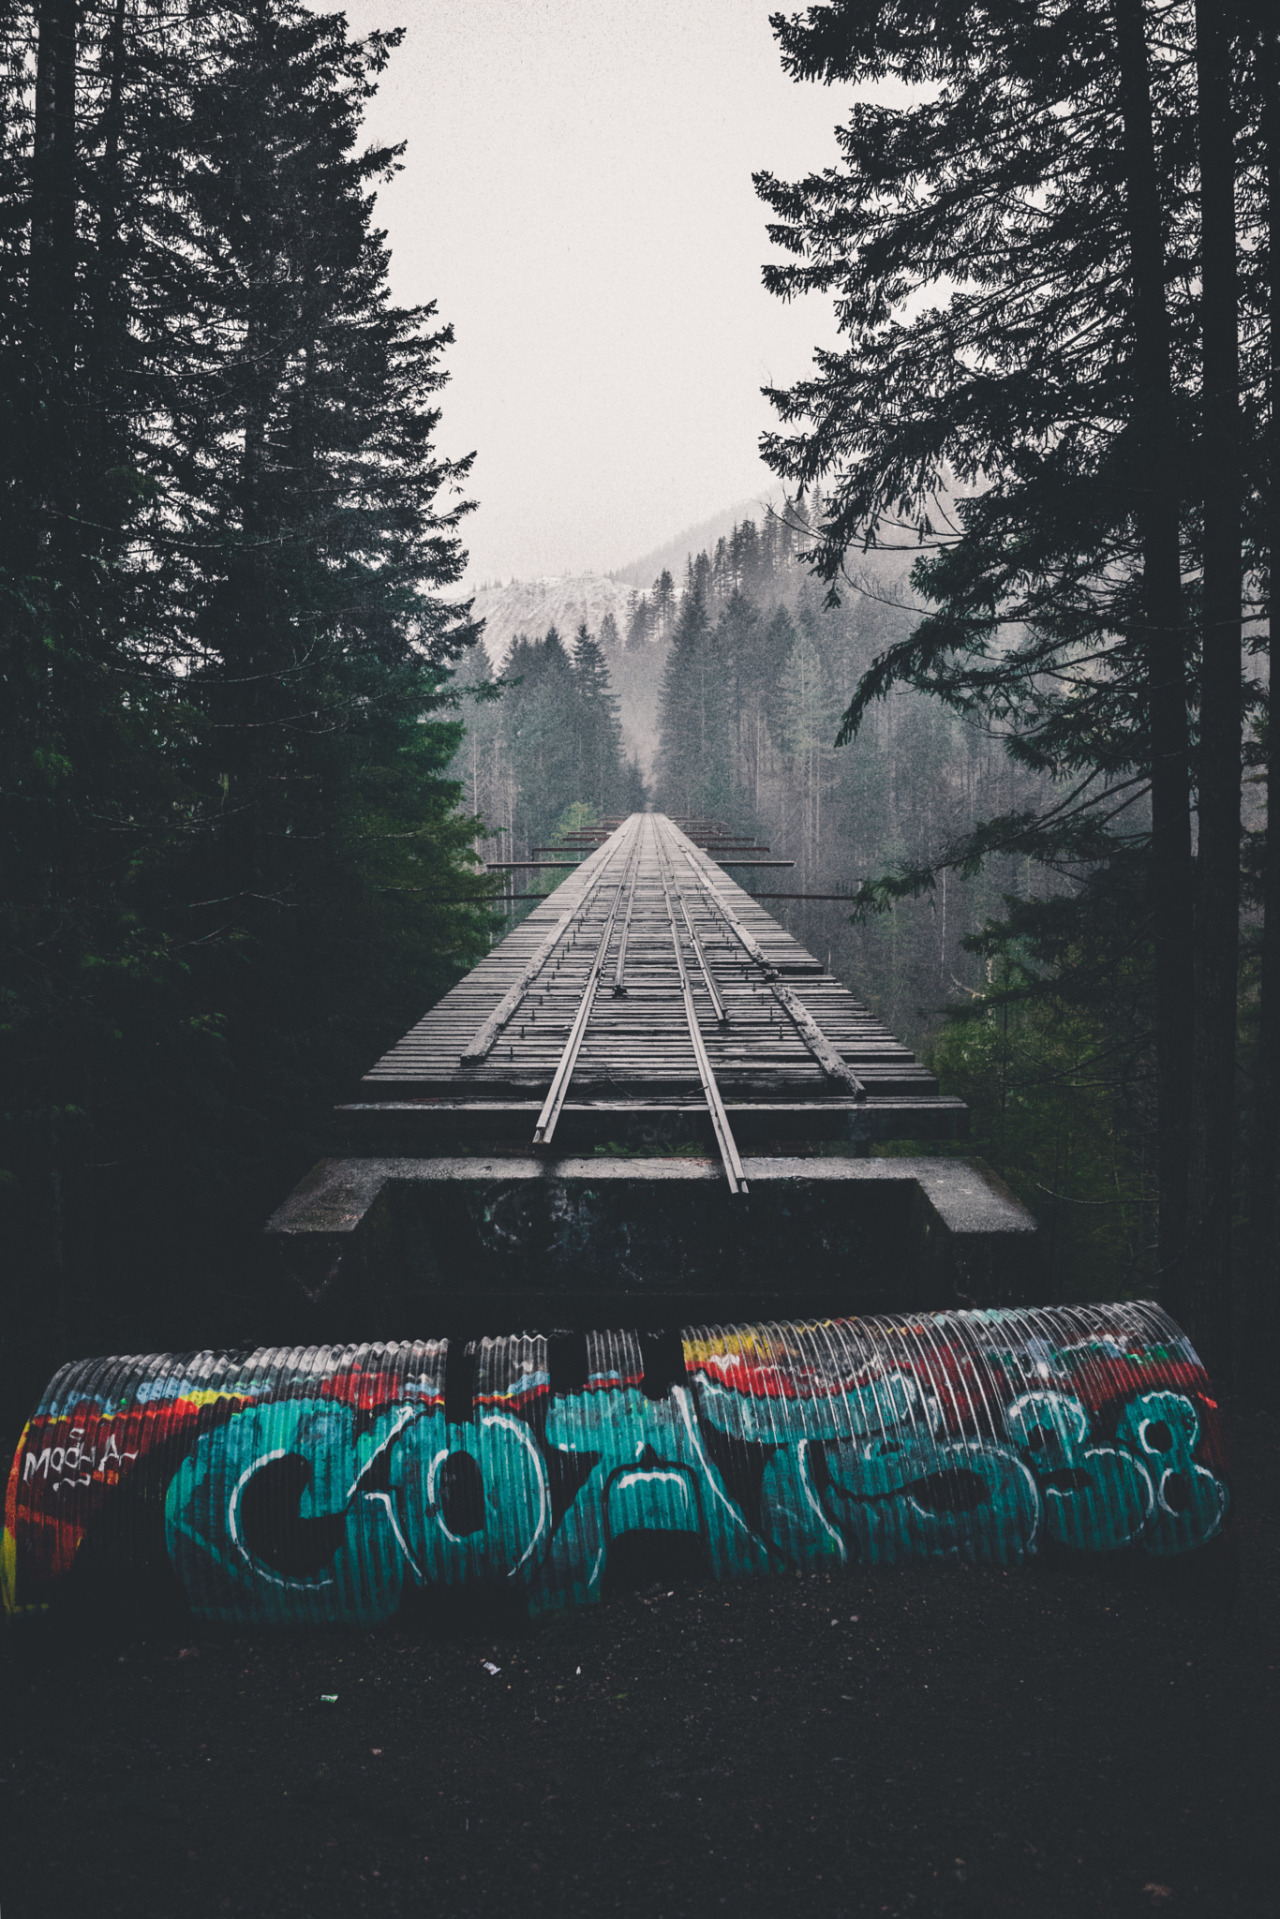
610,833,644,996
672,879,728,1025
460,819,639,1065
670,835,779,977
668,826,867,1101
532,829,644,1147
653,821,748,1194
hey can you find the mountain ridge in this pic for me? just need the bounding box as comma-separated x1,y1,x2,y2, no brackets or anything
611,490,787,588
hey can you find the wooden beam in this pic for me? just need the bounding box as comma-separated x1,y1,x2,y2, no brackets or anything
668,826,865,1100
460,824,635,1063
654,821,748,1192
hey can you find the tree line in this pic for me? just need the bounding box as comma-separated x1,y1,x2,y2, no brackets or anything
450,622,645,884
1,0,494,1411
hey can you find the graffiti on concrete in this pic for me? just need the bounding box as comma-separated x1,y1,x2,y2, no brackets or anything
3,1303,1229,1625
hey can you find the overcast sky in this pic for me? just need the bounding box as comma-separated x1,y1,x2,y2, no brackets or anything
330,0,852,584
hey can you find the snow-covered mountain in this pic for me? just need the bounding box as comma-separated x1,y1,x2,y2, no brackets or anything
470,574,640,666
467,491,803,665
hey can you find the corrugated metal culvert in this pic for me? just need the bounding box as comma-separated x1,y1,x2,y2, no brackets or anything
3,1302,1228,1627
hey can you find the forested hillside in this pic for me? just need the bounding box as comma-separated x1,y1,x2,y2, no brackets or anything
646,511,1042,1017
646,512,1168,1303
450,622,645,876
461,502,1059,1040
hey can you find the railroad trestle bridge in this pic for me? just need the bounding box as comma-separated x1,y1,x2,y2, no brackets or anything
270,814,1038,1331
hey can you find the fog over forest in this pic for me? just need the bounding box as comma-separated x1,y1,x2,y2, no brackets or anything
453,504,1045,1033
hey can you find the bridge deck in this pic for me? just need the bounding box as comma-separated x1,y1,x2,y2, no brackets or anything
348,816,964,1181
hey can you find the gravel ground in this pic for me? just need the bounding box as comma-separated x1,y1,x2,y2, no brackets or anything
2,1401,1277,1919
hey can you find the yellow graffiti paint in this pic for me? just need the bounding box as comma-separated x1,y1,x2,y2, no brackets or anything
1,1522,17,1617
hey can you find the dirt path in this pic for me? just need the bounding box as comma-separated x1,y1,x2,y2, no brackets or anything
3,1404,1276,1919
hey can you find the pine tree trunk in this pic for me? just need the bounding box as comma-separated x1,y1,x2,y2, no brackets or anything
31,0,78,358
29,0,79,606
1254,18,1280,1377
1111,0,1196,1321
28,0,81,1370
85,0,128,514
1187,0,1242,1373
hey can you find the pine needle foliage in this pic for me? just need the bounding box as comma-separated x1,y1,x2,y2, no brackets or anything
0,0,492,1396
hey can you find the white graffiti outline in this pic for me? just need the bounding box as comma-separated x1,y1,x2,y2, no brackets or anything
672,1384,766,1545
226,1447,335,1591
483,1414,551,1578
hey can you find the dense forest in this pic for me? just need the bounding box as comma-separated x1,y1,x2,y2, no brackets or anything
648,514,1165,1313
456,0,1280,1380
3,0,1278,1421
0,0,497,1418
450,622,645,875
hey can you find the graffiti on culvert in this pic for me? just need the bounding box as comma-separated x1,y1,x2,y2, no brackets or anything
3,1303,1228,1625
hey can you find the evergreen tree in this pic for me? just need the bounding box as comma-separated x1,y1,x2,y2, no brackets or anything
0,0,491,1394
719,589,775,817
779,608,841,884
446,640,514,863
656,583,731,819
756,0,1269,1359
651,568,677,641
711,535,732,602
729,518,762,597
571,620,626,810
1,0,172,1370
153,3,484,970
505,626,579,847
625,593,653,649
